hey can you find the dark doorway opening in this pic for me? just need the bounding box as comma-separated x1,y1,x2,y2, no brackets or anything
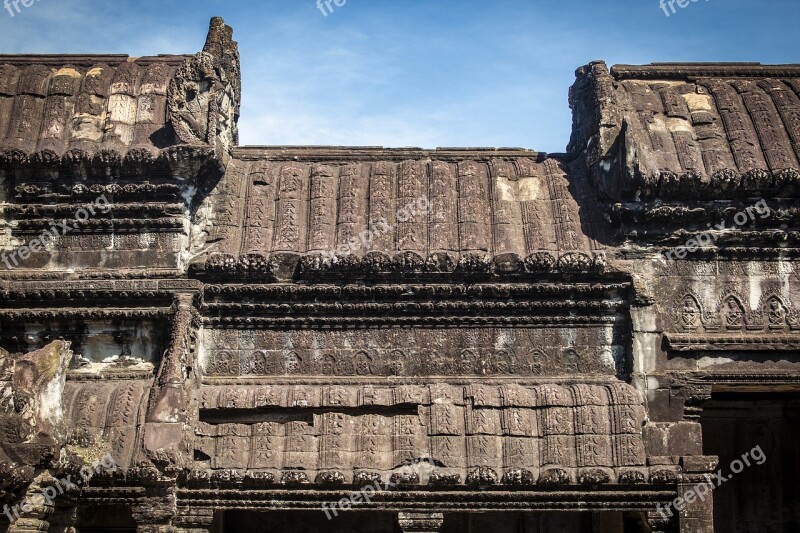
701,393,800,532
76,504,137,533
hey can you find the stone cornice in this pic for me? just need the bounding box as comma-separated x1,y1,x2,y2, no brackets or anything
665,333,800,351
611,63,800,80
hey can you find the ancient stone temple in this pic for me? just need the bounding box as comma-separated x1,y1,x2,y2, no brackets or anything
0,17,798,533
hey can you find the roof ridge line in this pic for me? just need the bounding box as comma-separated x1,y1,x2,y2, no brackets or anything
611,63,800,80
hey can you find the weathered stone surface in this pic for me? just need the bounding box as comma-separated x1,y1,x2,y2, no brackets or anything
0,341,71,463
195,151,610,270
190,383,645,485
0,17,797,533
570,62,800,202
0,19,238,163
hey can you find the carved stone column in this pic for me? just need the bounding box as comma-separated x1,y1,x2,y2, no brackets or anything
674,456,717,533
173,508,214,533
397,512,444,533
6,504,52,533
7,478,56,533
147,293,195,422
646,510,678,533
646,456,716,533
144,294,195,462
675,492,713,533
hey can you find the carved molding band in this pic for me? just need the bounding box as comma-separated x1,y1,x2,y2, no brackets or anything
666,333,800,351
201,327,625,377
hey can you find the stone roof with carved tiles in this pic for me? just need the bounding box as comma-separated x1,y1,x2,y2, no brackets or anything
569,62,800,202
191,147,612,280
0,54,187,157
58,379,659,488
0,17,240,170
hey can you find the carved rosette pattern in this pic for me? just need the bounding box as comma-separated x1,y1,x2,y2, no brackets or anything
665,289,800,351
201,327,621,377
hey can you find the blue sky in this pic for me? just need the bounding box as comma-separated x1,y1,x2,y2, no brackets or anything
1,0,798,152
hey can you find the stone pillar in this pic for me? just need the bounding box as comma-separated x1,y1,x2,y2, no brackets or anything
7,515,50,533
397,512,444,533
646,510,677,533
7,508,51,532
675,456,717,533
173,508,214,533
147,293,194,423
6,479,55,533
143,293,195,462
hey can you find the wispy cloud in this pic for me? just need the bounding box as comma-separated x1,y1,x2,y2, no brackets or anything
1,0,797,152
